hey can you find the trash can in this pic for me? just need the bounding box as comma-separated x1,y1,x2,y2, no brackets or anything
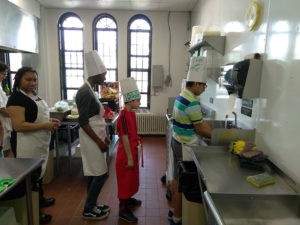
178,161,207,225
178,161,202,203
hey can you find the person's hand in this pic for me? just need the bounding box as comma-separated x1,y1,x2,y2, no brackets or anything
45,121,59,132
50,118,61,127
126,157,134,169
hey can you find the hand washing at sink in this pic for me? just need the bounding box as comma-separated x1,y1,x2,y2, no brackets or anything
205,120,236,129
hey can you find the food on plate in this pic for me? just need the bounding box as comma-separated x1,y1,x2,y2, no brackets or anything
103,105,116,119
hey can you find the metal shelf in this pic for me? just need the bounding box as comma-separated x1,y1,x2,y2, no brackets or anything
188,36,226,55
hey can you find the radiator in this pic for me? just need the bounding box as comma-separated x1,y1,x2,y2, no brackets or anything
136,113,166,135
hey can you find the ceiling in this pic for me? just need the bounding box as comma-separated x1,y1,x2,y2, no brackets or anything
37,0,198,11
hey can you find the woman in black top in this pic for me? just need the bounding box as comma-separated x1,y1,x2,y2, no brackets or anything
7,67,60,224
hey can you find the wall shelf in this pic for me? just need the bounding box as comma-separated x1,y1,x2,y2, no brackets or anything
188,36,226,55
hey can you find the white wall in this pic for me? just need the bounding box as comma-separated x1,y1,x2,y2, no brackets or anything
38,8,190,113
192,0,300,185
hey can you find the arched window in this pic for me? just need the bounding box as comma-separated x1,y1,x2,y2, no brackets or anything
128,15,152,109
93,14,118,82
58,12,84,100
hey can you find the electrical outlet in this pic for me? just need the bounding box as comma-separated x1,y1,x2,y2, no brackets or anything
209,97,214,104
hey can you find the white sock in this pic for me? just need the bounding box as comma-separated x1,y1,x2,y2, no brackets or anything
173,216,182,223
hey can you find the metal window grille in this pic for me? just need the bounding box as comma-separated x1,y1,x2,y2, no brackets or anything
58,13,84,100
93,14,118,83
128,15,152,109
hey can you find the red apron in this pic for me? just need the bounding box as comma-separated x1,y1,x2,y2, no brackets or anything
115,108,141,199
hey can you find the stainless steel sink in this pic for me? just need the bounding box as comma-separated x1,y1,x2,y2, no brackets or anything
202,120,255,146
202,120,234,145
206,120,234,129
205,191,300,225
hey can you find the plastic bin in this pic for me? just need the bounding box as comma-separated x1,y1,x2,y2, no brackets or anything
178,161,202,203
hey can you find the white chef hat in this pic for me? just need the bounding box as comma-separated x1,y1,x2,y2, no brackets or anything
85,50,107,77
187,56,207,83
120,77,141,102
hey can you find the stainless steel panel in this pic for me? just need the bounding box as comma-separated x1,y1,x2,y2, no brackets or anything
209,193,300,225
204,191,225,225
190,146,297,196
0,1,38,53
0,158,43,197
211,128,255,145
206,120,233,129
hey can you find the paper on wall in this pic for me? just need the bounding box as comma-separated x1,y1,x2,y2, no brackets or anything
225,93,237,116
191,26,203,45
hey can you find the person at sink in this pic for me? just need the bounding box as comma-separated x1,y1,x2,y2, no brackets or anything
169,56,212,225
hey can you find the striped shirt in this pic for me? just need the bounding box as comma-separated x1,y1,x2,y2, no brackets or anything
172,89,203,143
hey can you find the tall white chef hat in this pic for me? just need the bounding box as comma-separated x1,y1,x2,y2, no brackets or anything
187,56,207,83
120,77,141,102
85,50,107,77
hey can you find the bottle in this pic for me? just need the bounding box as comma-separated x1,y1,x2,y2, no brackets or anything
4,84,10,96
71,103,78,115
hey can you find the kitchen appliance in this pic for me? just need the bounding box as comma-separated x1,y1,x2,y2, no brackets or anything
224,59,262,99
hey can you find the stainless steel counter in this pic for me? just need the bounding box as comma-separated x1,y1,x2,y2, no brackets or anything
0,158,43,225
190,146,300,225
190,146,297,196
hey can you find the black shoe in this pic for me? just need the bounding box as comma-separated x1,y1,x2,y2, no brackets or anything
82,206,109,220
161,174,166,184
40,197,55,208
119,210,138,223
39,212,52,224
96,203,111,213
125,198,142,209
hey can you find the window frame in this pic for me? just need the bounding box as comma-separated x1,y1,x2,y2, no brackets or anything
58,12,84,100
127,14,152,109
93,13,118,83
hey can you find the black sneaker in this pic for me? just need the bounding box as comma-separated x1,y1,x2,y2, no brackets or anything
39,212,52,224
125,198,142,209
96,203,111,213
40,197,55,208
82,206,109,220
119,210,138,223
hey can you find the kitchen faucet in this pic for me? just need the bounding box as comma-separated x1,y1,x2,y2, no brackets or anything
225,111,237,128
232,111,237,127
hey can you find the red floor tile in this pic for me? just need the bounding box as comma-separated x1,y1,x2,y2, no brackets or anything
42,136,171,225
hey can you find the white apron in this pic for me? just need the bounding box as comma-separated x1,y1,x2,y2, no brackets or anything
182,135,201,161
0,85,12,151
17,95,51,178
79,83,108,176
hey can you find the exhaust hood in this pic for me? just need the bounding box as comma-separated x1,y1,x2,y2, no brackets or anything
0,0,39,53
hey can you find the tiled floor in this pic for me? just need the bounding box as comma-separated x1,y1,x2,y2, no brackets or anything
42,136,171,225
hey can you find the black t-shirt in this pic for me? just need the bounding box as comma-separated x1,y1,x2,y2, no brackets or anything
7,90,38,122
7,91,39,158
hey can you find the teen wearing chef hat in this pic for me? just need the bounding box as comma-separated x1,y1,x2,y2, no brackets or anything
85,50,107,77
187,55,207,83
168,55,212,225
115,77,142,223
75,50,111,220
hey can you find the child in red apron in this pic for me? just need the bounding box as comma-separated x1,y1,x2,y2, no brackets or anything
116,77,142,223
